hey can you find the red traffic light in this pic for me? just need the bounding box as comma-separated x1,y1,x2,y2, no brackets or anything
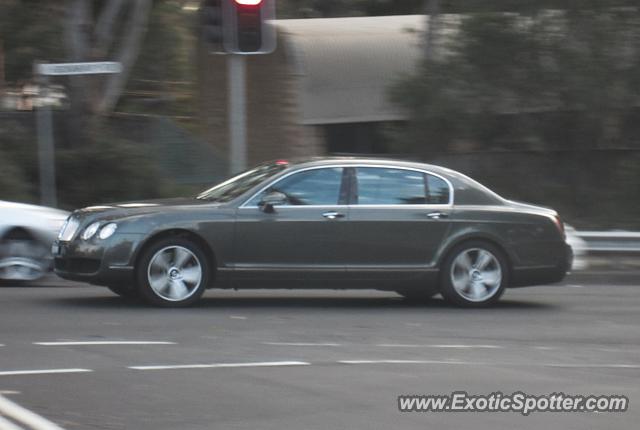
234,0,262,5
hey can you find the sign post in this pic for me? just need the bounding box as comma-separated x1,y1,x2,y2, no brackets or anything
34,61,122,207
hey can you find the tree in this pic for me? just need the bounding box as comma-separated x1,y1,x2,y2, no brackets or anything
64,0,153,116
391,5,640,152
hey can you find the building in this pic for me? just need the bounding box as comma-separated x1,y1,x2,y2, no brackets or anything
197,15,429,167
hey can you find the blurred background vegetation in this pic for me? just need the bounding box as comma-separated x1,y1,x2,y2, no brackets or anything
1,0,639,228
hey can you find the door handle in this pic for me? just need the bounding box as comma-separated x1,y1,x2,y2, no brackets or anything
322,211,345,220
426,212,448,220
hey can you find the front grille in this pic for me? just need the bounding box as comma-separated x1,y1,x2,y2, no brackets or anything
58,216,80,241
55,257,100,274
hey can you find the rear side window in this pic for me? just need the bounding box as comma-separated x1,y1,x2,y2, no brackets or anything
426,174,450,204
354,167,450,205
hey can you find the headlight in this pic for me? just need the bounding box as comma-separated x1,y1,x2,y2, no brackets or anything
98,223,118,240
81,222,101,240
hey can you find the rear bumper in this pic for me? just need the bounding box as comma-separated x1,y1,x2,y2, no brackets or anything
510,242,573,287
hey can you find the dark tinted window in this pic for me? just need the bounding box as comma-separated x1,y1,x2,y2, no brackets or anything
356,168,425,205
426,174,450,204
249,167,344,206
355,167,450,205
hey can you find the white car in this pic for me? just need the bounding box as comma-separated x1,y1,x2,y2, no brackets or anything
0,200,69,281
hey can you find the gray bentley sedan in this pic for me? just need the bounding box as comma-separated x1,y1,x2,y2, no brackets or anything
53,158,572,307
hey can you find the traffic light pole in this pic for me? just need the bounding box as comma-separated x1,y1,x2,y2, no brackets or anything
34,70,57,207
228,54,247,174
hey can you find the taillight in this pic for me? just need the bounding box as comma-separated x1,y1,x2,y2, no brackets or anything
553,215,565,239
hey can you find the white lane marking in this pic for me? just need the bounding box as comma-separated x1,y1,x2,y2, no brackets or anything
0,344,5,347
34,341,176,346
544,363,640,369
229,316,247,320
338,360,476,365
338,360,640,369
262,342,341,347
376,344,502,349
0,369,92,377
0,394,67,430
564,284,584,288
0,391,20,396
129,361,311,371
532,346,558,350
0,415,25,430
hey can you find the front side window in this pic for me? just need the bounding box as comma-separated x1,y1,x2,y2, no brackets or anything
196,162,288,203
354,167,450,205
248,167,344,206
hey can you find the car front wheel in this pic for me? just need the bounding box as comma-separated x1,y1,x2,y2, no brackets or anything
136,238,210,307
440,242,507,307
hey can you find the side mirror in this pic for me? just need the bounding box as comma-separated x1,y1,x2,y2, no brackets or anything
258,191,287,213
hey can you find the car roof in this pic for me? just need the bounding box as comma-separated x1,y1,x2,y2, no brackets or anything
276,156,506,206
283,156,455,176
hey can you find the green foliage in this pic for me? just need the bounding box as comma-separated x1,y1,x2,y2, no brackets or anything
0,1,65,82
0,116,38,202
55,132,172,209
0,150,32,202
121,1,197,117
390,5,640,228
391,8,640,151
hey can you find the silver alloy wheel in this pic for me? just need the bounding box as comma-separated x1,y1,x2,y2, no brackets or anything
0,240,47,281
0,257,45,281
146,245,203,302
450,248,502,303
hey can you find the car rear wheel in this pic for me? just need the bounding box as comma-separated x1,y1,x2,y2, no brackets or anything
440,242,507,307
136,238,210,307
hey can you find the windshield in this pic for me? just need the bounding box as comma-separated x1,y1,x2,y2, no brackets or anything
196,162,288,202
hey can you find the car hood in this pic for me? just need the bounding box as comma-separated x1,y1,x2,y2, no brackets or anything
74,198,216,220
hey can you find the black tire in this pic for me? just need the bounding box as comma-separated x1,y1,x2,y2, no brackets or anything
136,237,210,307
439,241,508,307
107,284,139,300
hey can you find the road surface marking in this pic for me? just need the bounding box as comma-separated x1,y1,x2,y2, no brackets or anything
0,391,20,395
375,344,502,349
262,342,341,347
0,369,92,377
0,394,67,430
338,359,476,365
0,415,25,430
544,363,640,369
564,284,584,288
0,344,4,347
129,361,311,371
229,316,247,320
34,341,176,346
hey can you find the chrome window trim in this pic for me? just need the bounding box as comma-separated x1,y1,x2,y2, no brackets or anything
239,164,455,209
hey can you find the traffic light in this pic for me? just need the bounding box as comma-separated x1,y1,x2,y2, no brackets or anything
200,0,224,53
223,0,276,54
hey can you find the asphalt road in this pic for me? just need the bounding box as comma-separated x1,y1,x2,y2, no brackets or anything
0,276,639,430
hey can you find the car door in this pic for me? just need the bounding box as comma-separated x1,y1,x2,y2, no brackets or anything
345,166,453,280
233,166,349,284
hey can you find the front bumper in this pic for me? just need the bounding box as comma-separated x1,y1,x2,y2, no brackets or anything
53,233,144,286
